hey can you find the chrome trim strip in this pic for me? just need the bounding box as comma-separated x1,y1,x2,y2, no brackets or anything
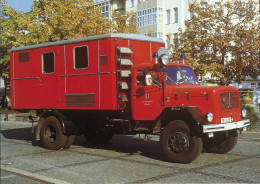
150,42,152,63
60,72,110,77
12,52,15,107
203,119,250,133
98,40,100,109
65,93,95,96
64,45,67,94
12,77,39,80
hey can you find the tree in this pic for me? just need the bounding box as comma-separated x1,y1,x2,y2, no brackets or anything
111,11,139,33
0,0,138,80
169,0,259,85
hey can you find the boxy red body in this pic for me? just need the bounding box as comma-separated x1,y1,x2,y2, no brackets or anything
10,34,163,111
10,33,250,163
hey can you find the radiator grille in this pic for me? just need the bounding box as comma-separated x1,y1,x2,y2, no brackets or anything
220,92,239,109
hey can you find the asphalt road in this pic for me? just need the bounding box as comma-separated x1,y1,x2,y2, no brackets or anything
1,120,259,184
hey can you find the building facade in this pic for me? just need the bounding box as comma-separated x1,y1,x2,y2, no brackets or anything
93,0,260,105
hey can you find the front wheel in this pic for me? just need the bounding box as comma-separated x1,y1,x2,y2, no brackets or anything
160,120,202,164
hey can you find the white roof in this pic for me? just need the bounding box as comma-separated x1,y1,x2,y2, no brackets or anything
10,33,164,52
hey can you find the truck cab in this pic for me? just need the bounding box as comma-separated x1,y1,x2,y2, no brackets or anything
130,50,249,163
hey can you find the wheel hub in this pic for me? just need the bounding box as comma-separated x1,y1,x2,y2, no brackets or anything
46,125,56,143
168,132,190,153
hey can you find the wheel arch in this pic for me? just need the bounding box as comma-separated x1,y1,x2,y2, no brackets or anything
36,110,78,140
160,106,207,135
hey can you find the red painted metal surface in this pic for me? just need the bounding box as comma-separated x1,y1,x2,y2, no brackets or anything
10,34,242,125
10,35,165,111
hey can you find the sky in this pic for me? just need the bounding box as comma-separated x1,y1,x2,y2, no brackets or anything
5,0,34,12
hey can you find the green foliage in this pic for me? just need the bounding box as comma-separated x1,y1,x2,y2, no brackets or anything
242,105,260,130
170,0,260,85
0,0,138,81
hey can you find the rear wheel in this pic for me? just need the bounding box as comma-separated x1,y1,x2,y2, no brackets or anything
205,130,238,154
160,120,202,164
40,116,67,150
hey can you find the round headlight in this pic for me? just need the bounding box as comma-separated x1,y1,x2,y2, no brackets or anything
206,112,213,123
241,108,247,118
160,54,169,66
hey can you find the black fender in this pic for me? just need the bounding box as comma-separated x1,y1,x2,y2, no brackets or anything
36,110,79,140
160,106,207,135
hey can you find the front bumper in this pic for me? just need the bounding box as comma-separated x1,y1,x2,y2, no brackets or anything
202,119,250,133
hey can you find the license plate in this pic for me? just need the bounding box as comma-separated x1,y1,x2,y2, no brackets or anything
221,117,232,124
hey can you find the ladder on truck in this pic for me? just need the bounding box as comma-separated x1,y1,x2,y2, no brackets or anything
116,45,134,108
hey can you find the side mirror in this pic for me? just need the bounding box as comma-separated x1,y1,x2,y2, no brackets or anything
145,74,152,86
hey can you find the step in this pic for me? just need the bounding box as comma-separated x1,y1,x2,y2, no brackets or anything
117,47,133,54
121,95,128,101
119,81,129,89
120,70,131,77
119,58,133,65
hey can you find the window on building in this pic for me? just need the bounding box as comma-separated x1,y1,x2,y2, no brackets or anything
153,7,157,24
167,37,171,49
131,0,134,7
94,1,110,18
215,2,221,9
74,46,89,69
166,9,170,24
190,12,194,19
18,52,30,62
173,8,178,23
174,34,179,49
152,32,157,38
201,2,208,9
42,52,54,73
136,7,157,27
245,3,250,9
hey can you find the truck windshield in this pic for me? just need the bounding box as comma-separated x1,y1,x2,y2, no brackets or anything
165,66,198,85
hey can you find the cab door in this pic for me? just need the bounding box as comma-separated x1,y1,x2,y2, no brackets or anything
131,68,163,120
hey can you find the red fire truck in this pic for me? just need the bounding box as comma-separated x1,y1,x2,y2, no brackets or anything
10,33,249,163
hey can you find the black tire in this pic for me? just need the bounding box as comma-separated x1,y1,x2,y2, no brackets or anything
84,130,113,144
63,135,75,149
40,116,67,150
205,130,238,154
160,120,203,164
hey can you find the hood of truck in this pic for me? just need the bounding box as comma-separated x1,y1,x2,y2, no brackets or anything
165,84,242,124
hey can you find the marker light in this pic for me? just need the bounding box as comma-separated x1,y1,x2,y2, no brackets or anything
153,52,159,64
153,52,159,58
160,54,169,66
180,54,187,64
180,54,186,59
206,112,213,123
241,108,247,118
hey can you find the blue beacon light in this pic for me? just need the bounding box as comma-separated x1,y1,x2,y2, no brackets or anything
153,52,159,64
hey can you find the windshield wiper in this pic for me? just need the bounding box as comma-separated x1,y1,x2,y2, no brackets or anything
180,71,194,84
166,75,178,85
